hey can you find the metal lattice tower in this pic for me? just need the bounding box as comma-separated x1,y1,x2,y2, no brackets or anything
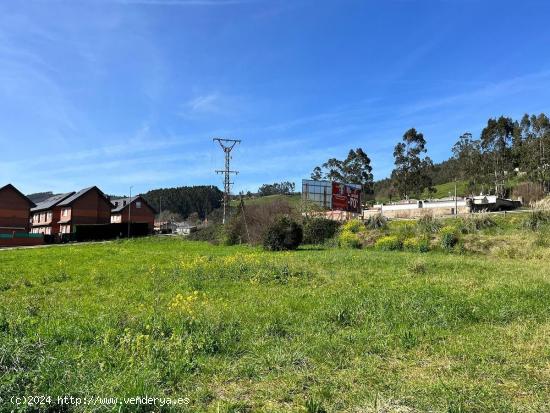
213,138,241,224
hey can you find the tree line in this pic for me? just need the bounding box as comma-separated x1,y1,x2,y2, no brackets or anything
257,181,295,196
143,185,223,220
311,112,550,201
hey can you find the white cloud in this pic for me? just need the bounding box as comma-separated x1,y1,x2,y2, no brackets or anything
187,93,221,113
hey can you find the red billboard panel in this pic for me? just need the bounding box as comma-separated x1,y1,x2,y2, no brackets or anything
332,182,361,212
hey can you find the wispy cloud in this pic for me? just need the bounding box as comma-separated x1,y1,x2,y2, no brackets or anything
179,92,247,119
399,69,550,117
187,93,221,113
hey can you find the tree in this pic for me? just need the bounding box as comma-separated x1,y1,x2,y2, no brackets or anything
452,132,483,193
480,116,517,196
311,148,374,193
257,181,295,196
518,113,550,192
310,166,323,181
391,128,434,199
144,185,222,219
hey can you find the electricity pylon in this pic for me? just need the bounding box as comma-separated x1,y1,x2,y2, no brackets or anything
213,138,241,224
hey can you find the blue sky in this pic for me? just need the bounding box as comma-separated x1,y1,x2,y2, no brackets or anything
1,0,550,196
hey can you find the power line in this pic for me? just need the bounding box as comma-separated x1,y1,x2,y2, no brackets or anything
213,138,241,224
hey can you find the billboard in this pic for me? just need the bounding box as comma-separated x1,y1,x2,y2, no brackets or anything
302,179,362,212
332,182,362,212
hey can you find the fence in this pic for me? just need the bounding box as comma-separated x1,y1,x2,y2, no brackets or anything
0,232,44,248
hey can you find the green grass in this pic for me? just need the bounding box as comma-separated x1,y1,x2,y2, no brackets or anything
421,181,469,199
1,237,549,412
232,193,301,208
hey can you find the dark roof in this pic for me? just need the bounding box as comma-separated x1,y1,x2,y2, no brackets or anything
111,195,157,214
31,192,75,212
58,186,112,207
0,184,36,207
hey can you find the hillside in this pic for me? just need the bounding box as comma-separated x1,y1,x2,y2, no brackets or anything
26,191,56,203
143,185,223,219
233,193,301,208
421,180,470,199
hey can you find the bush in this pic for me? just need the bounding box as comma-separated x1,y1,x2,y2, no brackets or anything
459,213,496,233
338,230,362,249
303,218,340,244
337,219,366,248
396,223,416,239
440,225,459,251
375,235,402,251
223,217,246,245
408,259,427,275
365,214,387,230
403,237,430,253
262,216,303,251
342,219,365,233
219,199,298,245
416,215,441,234
522,210,550,231
188,224,223,244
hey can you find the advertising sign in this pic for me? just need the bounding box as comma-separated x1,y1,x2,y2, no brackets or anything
332,182,361,213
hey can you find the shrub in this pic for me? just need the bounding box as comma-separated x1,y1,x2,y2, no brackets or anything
408,259,427,275
530,196,550,211
375,235,402,251
459,213,496,233
396,223,416,239
522,210,550,231
440,225,459,251
338,229,362,249
403,237,430,253
342,219,365,233
338,219,365,249
365,214,387,230
302,218,340,244
188,224,223,244
262,216,303,251
418,238,430,253
416,215,441,234
224,199,297,245
222,219,243,245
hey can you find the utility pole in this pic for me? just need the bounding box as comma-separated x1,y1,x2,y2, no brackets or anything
454,180,458,215
214,138,241,225
213,138,241,224
128,185,133,238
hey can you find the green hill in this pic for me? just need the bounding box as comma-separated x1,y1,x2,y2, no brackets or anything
421,180,469,199
231,193,302,208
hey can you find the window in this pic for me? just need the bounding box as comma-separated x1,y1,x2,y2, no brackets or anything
136,201,142,208
62,208,70,217
46,211,52,222
35,214,40,223
114,201,119,207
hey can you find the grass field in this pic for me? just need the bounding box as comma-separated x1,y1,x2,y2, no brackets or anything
421,181,469,199
232,194,302,208
1,237,549,412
